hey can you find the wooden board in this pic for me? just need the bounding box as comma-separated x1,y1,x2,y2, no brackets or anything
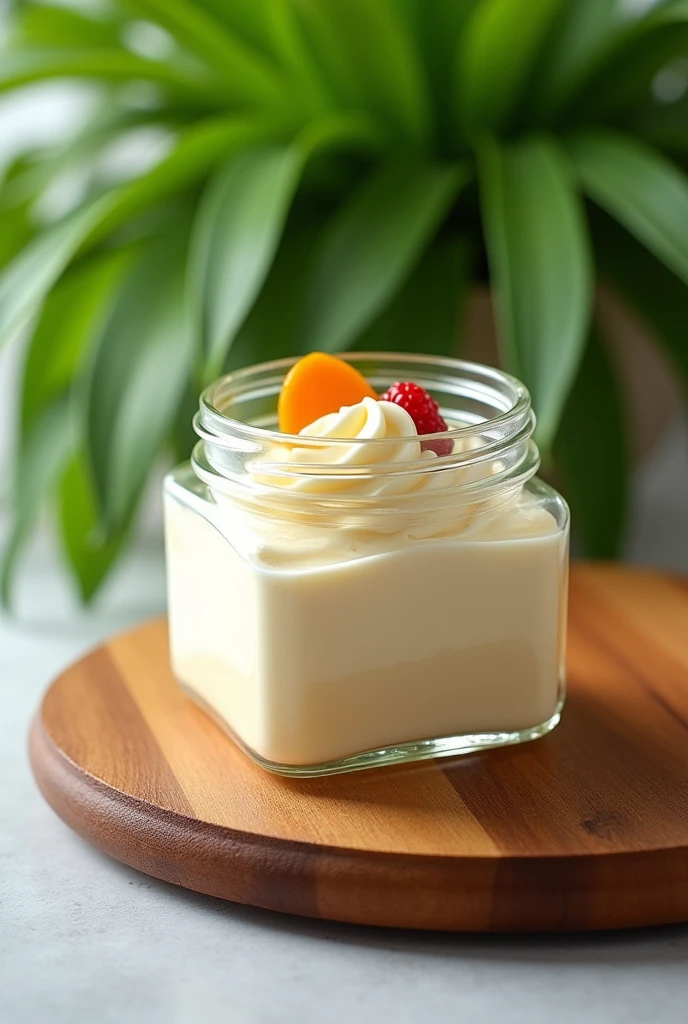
30,563,688,932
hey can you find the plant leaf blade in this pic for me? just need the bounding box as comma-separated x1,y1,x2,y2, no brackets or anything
456,0,564,132
0,48,210,97
0,117,272,352
57,454,131,603
20,251,131,440
301,161,469,353
84,227,194,530
122,0,288,107
89,116,277,247
562,9,688,122
0,399,73,608
290,0,430,145
478,135,592,448
554,326,628,558
568,130,688,288
355,235,470,355
592,209,688,398
0,203,100,349
533,0,624,120
225,210,324,369
190,146,301,383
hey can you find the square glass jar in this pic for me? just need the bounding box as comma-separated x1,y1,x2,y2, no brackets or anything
164,354,569,777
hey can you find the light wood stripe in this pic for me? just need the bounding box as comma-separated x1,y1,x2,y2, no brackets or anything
574,564,688,672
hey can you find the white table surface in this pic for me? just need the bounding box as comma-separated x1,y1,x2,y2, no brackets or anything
3,417,688,1024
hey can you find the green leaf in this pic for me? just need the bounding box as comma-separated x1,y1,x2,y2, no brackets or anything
285,0,362,111
0,49,210,98
89,117,277,247
633,91,688,154
592,209,688,399
123,0,288,109
554,327,628,558
226,210,324,369
560,9,688,122
300,161,469,353
189,114,382,383
532,0,623,120
1,399,73,608
171,381,201,464
0,196,34,272
84,226,194,530
200,0,328,116
414,0,478,74
0,118,273,351
355,234,470,355
456,0,564,132
290,0,430,145
296,111,385,157
199,0,274,53
12,4,124,49
198,0,330,118
0,156,39,273
189,146,302,383
0,202,101,350
478,135,592,448
57,454,131,603
266,0,333,115
1,107,163,211
568,131,688,288
410,0,478,144
20,251,131,441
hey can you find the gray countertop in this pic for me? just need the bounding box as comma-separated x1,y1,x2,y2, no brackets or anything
4,478,688,1023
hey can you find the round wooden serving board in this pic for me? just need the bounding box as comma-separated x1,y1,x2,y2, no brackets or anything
30,564,688,932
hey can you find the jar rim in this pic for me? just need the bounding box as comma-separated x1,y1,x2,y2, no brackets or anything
196,352,532,450
190,353,539,525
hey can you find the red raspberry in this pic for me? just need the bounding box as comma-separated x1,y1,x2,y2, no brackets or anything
379,381,453,456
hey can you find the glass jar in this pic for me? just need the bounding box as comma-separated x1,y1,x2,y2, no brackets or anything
164,353,569,777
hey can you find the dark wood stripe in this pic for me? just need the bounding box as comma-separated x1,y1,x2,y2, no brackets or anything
669,576,688,603
43,647,194,817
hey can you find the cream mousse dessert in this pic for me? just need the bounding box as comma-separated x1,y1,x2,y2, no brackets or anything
164,353,569,775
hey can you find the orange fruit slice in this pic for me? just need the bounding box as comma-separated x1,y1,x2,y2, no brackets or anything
278,352,378,434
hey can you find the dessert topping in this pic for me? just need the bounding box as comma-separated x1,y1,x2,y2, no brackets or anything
278,352,377,434
379,381,452,456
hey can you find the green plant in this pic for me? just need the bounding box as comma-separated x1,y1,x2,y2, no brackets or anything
2,0,688,604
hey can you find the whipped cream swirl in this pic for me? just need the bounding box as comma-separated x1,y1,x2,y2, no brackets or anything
251,396,496,497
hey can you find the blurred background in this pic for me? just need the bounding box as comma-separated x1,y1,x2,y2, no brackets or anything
1,0,687,620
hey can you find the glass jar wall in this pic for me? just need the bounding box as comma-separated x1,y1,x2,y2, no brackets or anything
164,354,569,777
